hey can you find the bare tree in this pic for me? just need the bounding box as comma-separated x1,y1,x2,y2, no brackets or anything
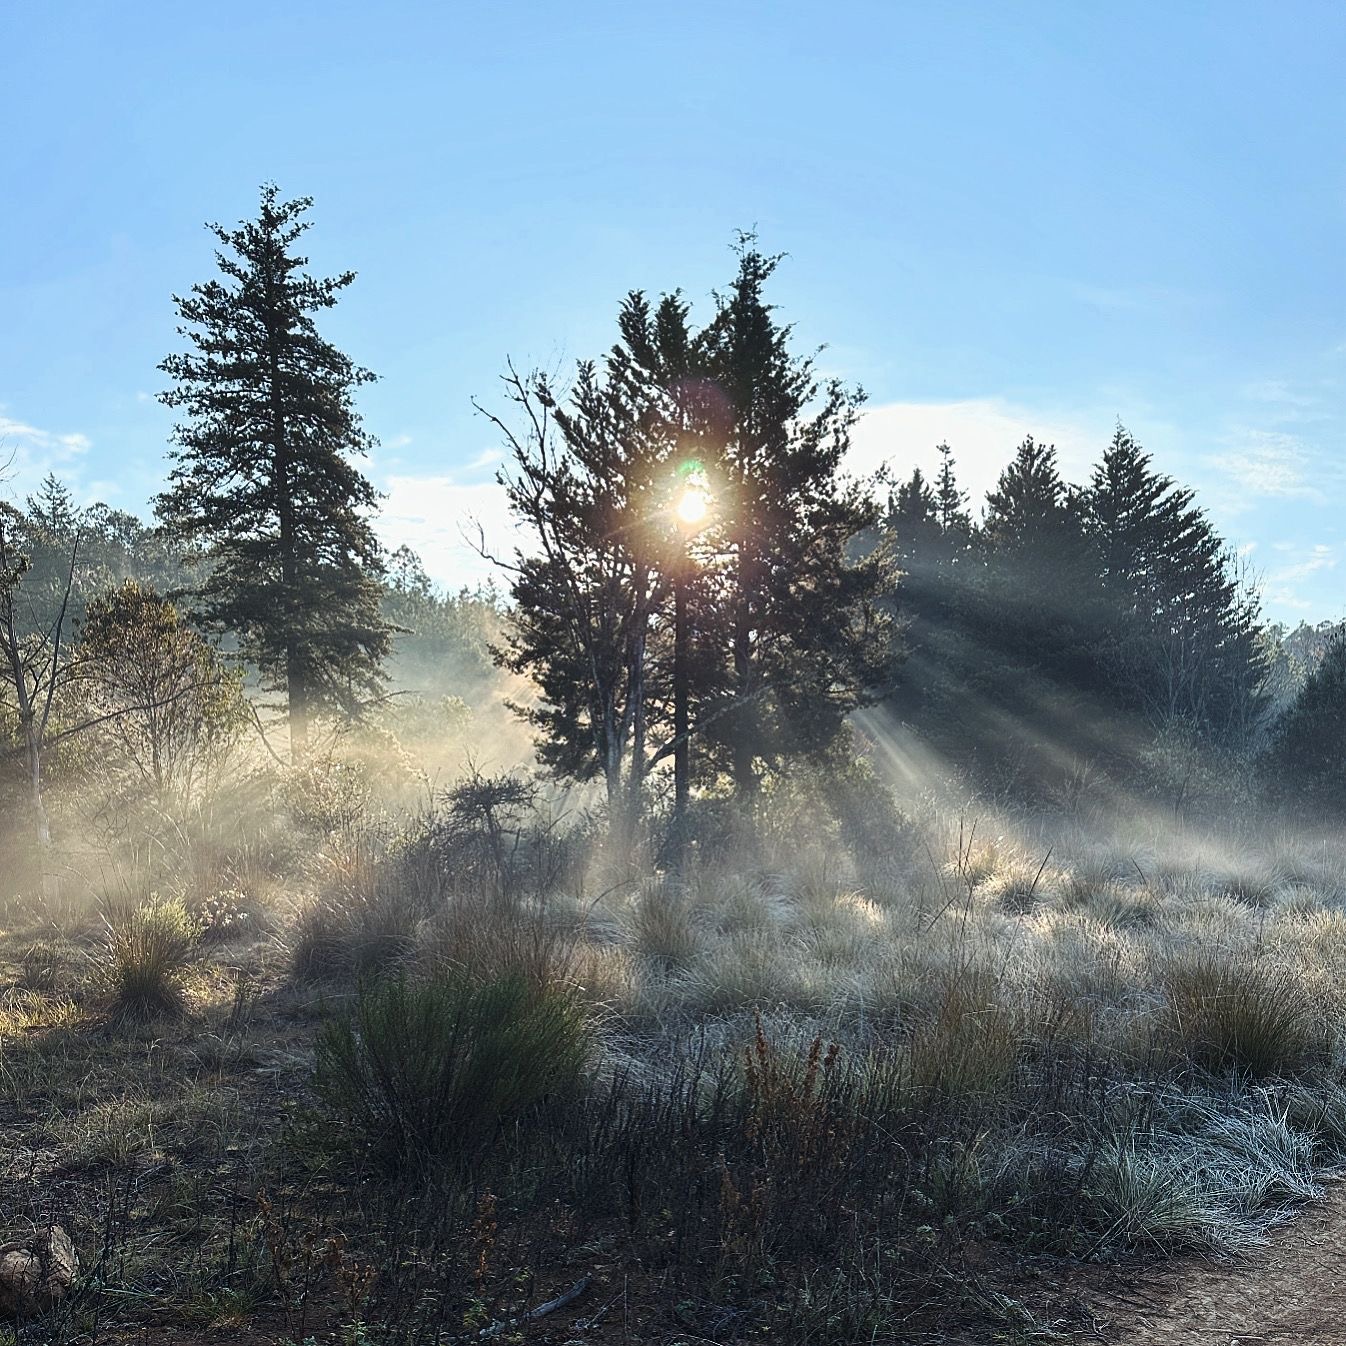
0,497,81,849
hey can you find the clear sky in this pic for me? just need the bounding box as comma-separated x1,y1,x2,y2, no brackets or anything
3,1,1344,622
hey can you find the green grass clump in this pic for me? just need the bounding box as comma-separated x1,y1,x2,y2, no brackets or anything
104,897,202,1018
313,970,589,1167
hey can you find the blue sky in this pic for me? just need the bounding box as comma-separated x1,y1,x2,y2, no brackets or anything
3,1,1344,621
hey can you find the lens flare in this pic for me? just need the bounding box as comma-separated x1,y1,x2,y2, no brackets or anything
676,482,710,527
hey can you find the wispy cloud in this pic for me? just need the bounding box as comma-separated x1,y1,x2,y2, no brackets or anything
1204,429,1324,507
1263,543,1338,612
0,409,93,495
1240,378,1322,411
378,472,513,590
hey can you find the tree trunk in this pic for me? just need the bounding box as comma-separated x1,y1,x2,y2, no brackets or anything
670,563,691,865
731,548,757,800
264,256,307,764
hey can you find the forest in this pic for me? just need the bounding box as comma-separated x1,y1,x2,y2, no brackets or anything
3,184,1346,1345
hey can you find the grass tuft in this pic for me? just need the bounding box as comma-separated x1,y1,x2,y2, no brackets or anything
104,896,202,1019
1162,953,1328,1078
312,970,590,1167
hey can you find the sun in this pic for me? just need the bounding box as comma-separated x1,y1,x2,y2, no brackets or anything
676,482,710,527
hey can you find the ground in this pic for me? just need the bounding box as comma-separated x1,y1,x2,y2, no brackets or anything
1087,1184,1346,1345
9,825,1346,1346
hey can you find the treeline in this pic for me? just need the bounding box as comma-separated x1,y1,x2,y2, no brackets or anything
870,428,1266,807
4,183,1343,875
0,472,502,867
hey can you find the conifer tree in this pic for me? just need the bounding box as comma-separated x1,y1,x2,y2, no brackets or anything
494,244,897,820
488,292,697,829
156,185,390,758
695,242,896,796
959,437,1099,724
887,467,939,571
1083,424,1266,742
933,441,972,539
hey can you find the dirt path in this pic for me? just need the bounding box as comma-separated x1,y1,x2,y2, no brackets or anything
1090,1186,1346,1344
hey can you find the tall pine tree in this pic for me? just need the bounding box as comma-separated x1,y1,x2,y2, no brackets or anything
157,185,391,758
695,241,896,796
1083,424,1266,743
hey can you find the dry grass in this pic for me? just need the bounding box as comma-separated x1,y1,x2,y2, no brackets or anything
103,896,202,1019
10,795,1346,1342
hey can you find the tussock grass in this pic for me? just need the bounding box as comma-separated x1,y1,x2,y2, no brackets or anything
1161,953,1328,1078
103,896,202,1019
312,970,590,1167
626,876,702,968
906,971,1022,1103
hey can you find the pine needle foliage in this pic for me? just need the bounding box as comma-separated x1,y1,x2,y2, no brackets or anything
157,183,391,758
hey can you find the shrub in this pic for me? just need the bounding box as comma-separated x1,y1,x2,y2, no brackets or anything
312,971,589,1167
1162,954,1327,1078
104,897,202,1018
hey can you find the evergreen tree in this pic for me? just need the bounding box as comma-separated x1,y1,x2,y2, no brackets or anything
695,241,896,796
156,184,391,758
488,292,696,827
983,435,1077,553
979,437,1093,667
494,246,897,820
1083,424,1266,743
1262,637,1346,815
933,441,972,539
886,467,939,573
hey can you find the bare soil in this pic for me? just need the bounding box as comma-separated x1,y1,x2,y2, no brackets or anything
1088,1185,1346,1345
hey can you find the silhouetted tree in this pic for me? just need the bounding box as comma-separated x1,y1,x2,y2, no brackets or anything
1083,424,1266,744
694,242,897,797
933,441,972,539
157,184,391,760
1262,637,1346,815
978,436,1094,674
486,292,697,830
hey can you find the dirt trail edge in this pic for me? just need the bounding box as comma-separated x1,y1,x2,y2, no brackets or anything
1090,1185,1346,1344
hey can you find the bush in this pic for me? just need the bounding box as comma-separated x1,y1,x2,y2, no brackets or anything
312,971,589,1167
104,897,202,1018
1162,954,1327,1078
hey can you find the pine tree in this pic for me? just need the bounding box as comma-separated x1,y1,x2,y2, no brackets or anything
695,241,896,796
156,185,391,758
494,245,897,821
933,441,972,537
982,435,1079,553
887,467,939,571
488,292,696,829
1262,637,1346,814
980,437,1090,641
1083,424,1266,742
